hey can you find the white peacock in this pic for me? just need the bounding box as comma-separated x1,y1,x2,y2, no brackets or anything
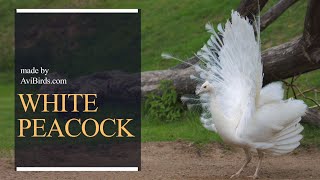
162,10,307,179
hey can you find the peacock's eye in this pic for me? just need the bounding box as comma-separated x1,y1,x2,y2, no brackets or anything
203,86,207,88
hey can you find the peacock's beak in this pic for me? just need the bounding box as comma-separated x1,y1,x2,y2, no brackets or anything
195,89,202,95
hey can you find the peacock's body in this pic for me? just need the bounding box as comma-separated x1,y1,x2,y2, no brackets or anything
163,10,307,179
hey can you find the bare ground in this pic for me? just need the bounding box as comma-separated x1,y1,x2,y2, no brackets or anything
1,141,320,180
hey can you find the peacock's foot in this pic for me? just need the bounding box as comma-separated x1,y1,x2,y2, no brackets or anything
247,175,259,179
230,172,241,179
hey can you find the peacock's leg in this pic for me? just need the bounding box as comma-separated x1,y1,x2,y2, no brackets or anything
248,150,264,179
230,148,252,178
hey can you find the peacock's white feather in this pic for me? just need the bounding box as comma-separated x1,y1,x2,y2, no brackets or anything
173,10,307,155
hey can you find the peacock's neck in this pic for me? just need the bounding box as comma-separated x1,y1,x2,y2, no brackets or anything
210,101,242,145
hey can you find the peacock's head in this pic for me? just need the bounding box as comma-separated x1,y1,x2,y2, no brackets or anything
196,81,213,95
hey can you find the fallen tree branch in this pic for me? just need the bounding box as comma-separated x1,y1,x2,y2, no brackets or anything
260,0,299,31
302,109,320,127
261,37,320,84
142,66,196,96
142,37,320,95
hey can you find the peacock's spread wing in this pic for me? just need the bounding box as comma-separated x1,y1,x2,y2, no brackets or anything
245,81,307,152
195,11,263,138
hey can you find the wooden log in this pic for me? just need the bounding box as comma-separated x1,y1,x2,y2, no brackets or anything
142,37,320,95
260,0,299,31
302,109,320,127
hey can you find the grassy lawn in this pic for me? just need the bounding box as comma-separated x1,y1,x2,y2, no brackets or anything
0,0,320,153
142,111,221,144
0,82,14,152
0,0,309,71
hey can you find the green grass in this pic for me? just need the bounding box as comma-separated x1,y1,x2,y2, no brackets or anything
0,0,310,72
260,0,308,49
0,0,238,71
0,0,320,153
301,124,320,148
142,111,221,144
0,82,14,152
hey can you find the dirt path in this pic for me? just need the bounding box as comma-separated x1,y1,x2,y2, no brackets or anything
1,141,319,179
